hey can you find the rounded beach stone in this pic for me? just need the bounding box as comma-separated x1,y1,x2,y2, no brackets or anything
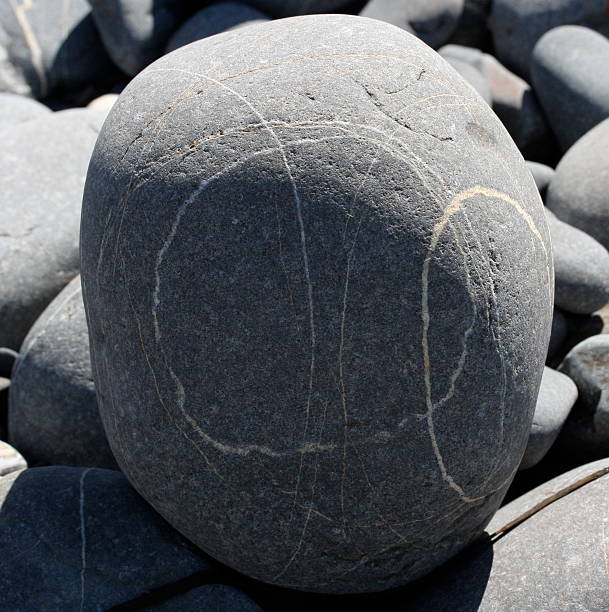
8,277,115,469
531,26,609,151
0,93,50,130
555,335,609,460
526,161,554,200
0,440,26,477
401,458,609,611
546,117,609,250
81,14,553,593
546,210,609,315
0,467,213,611
489,0,609,79
0,0,112,99
87,93,119,114
360,0,465,49
166,3,270,54
242,0,352,18
519,367,577,470
88,0,192,76
0,112,100,350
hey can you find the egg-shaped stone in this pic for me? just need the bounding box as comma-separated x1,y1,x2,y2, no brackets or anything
80,15,553,594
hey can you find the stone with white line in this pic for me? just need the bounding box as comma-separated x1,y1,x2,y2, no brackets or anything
81,14,553,594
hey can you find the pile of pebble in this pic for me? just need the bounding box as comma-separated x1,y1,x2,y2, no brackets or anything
0,0,608,610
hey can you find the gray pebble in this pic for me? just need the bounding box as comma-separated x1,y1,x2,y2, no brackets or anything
555,334,609,460
0,440,26,476
166,3,270,54
0,0,112,99
531,25,609,151
546,209,609,315
0,112,100,350
81,14,552,593
0,467,213,611
88,0,192,76
519,367,577,470
8,277,115,469
360,0,464,48
546,116,609,250
526,161,554,200
0,93,50,129
490,0,609,78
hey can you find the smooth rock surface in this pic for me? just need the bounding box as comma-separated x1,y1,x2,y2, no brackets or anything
88,0,192,76
0,112,100,350
0,467,213,611
0,93,50,129
401,458,609,611
87,93,119,114
0,440,26,476
490,0,609,78
546,210,609,315
166,3,270,54
150,584,263,611
526,161,554,200
81,14,553,593
8,277,115,469
0,0,112,99
531,26,609,151
546,117,609,250
360,0,464,48
520,367,577,470
555,335,609,460
444,57,491,103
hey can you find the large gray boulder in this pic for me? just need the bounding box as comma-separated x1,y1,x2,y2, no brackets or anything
88,0,192,76
8,277,114,469
360,0,465,49
489,0,609,78
81,14,553,594
0,112,101,350
546,117,609,251
401,458,609,611
0,0,111,99
546,210,609,315
531,25,609,151
0,467,213,611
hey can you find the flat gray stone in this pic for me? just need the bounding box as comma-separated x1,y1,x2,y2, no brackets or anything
0,112,100,350
440,45,551,155
490,0,609,78
0,0,112,99
546,117,609,250
8,277,115,469
546,209,609,315
360,0,464,49
88,0,192,76
0,93,50,129
526,161,554,200
401,458,609,611
531,25,609,151
555,335,609,460
81,14,553,594
0,467,213,611
166,3,270,54
0,440,26,476
150,584,263,611
242,0,352,18
519,367,577,470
